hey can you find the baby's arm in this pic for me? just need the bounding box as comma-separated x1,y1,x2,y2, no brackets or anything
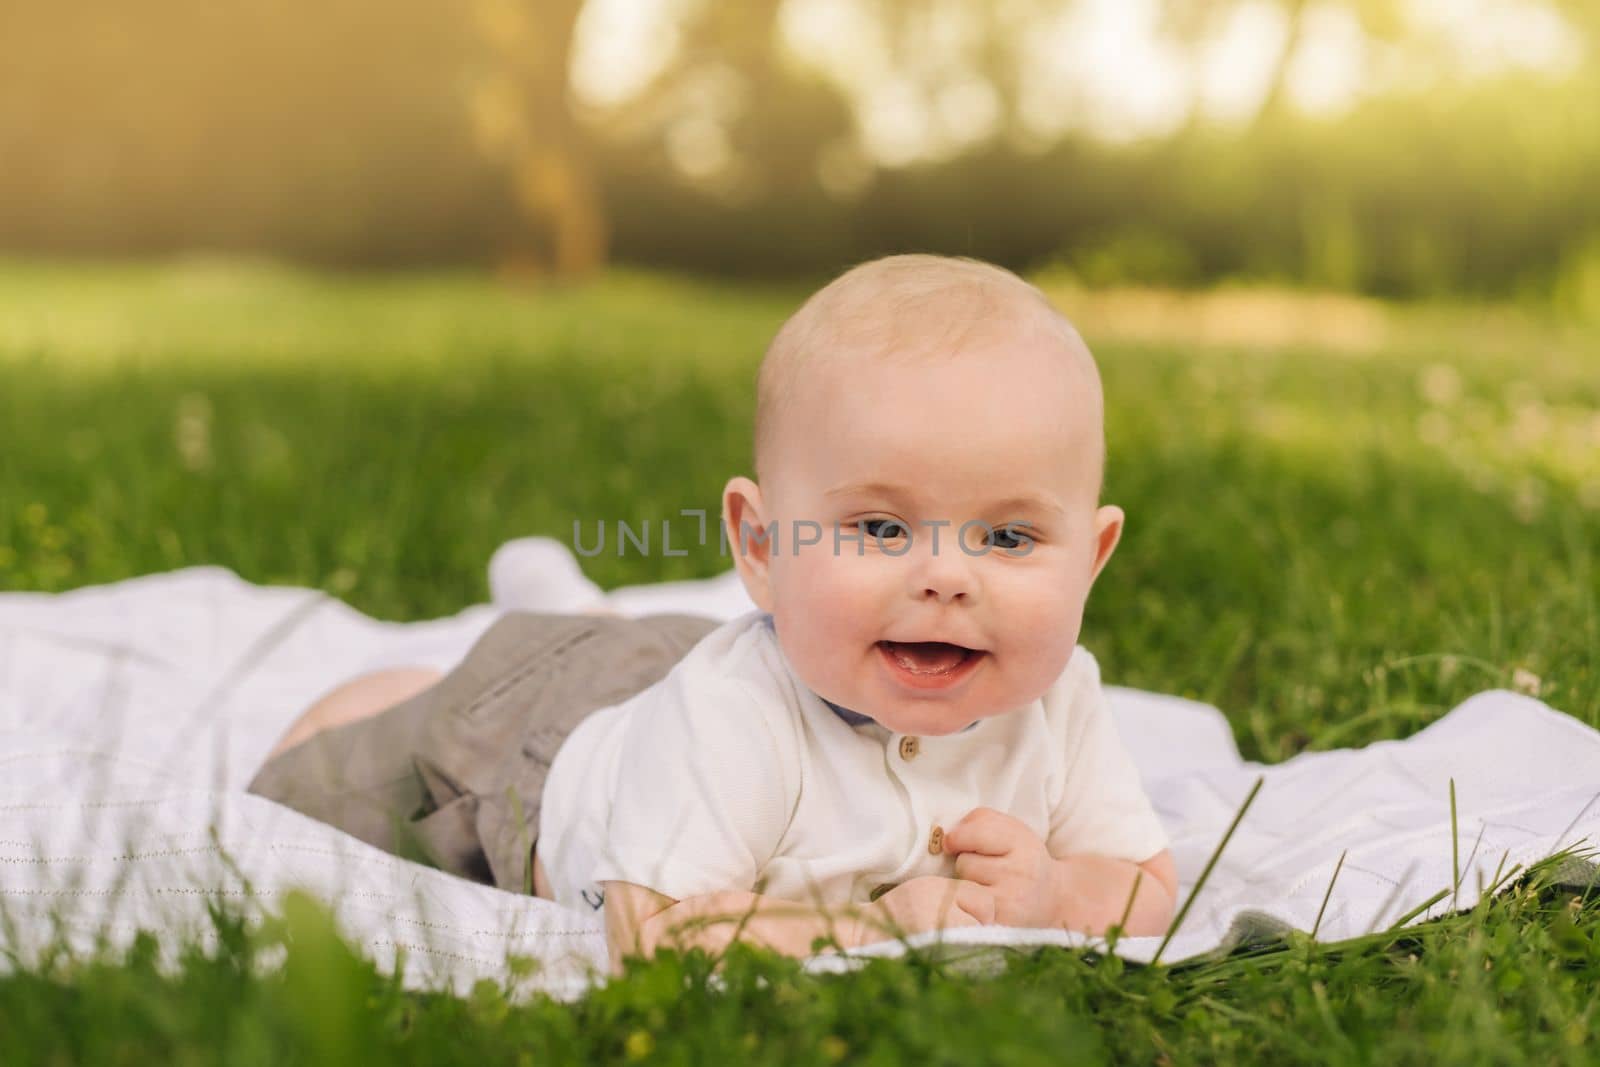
601,876,996,971
1021,650,1177,934
1051,848,1177,936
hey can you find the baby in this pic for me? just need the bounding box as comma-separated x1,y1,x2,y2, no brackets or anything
248,254,1177,965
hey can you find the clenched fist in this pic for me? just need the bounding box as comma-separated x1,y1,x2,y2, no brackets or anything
941,807,1062,928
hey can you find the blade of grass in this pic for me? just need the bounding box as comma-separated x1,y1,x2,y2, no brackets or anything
1152,775,1263,967
1103,869,1145,955
1474,848,1510,914
1383,887,1451,934
1201,621,1253,709
1309,849,1347,940
1364,859,1419,935
1553,786,1600,853
1456,821,1486,913
1450,778,1460,912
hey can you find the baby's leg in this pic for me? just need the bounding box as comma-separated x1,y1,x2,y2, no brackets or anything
251,611,717,898
265,667,443,761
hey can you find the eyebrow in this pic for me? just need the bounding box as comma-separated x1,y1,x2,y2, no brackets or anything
824,481,1065,518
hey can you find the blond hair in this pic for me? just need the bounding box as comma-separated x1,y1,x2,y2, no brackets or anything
752,253,1104,494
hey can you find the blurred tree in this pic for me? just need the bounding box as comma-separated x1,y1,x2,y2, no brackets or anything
1253,0,1311,123
594,0,854,203
874,0,1047,143
1158,0,1409,129
468,0,606,277
0,0,1593,294
1157,0,1238,129
0,0,493,264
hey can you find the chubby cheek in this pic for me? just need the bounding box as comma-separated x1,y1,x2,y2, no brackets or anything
989,563,1089,696
767,549,886,697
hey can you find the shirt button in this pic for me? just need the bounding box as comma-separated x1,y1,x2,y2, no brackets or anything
898,735,920,760
927,824,945,855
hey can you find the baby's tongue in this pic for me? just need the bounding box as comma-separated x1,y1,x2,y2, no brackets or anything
884,640,968,674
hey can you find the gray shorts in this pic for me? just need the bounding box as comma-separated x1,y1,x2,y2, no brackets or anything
246,611,719,894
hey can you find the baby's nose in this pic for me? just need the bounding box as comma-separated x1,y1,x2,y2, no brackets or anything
912,549,979,603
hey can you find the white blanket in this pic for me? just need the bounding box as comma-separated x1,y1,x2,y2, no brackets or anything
2,542,1596,999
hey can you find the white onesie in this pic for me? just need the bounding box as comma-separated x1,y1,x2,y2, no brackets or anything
537,610,1169,914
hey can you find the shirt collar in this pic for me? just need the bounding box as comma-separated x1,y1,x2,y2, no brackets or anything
821,697,878,727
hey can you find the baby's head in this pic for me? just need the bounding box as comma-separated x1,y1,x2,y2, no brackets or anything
722,254,1123,736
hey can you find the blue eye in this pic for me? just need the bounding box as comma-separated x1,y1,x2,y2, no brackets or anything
861,518,909,540
990,524,1033,551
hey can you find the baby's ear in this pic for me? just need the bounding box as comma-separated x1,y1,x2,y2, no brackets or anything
1088,504,1124,583
722,476,775,612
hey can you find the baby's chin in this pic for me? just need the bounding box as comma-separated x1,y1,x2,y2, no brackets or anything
861,698,1010,737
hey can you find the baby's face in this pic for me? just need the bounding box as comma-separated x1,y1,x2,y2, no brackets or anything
726,329,1123,737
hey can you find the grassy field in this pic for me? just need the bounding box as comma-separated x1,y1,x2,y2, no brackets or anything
0,259,1597,1063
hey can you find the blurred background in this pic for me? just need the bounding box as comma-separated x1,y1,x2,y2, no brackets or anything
0,0,1596,743
3,0,1598,304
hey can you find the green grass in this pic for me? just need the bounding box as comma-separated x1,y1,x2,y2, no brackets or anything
1,259,1597,1063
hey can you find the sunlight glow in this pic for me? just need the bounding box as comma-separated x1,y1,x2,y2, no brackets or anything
1287,3,1370,115
1195,2,1291,124
570,0,682,109
571,0,1586,160
1405,0,1583,77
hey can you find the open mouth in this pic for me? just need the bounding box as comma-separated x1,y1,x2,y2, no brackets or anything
876,640,985,689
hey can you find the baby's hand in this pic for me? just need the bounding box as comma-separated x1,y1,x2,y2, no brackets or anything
865,875,995,939
942,807,1059,928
